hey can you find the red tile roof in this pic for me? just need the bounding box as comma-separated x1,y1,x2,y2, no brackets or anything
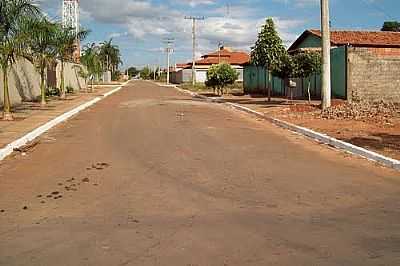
176,63,191,68
289,29,400,51
179,48,250,68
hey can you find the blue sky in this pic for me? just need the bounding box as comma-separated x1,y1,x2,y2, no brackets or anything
38,0,399,69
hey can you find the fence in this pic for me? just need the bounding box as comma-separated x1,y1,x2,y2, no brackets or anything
243,47,347,99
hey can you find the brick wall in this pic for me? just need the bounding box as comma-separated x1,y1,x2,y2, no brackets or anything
347,47,400,103
366,47,400,58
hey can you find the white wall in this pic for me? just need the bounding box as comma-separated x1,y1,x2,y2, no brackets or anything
196,70,208,83
0,58,41,105
1,59,87,106
56,62,87,91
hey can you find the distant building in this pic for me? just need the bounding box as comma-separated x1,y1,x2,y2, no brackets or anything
171,47,250,84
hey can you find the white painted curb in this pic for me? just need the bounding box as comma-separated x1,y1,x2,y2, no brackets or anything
0,81,129,161
175,86,400,171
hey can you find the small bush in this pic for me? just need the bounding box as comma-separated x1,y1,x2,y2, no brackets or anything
205,63,239,95
66,86,74,94
46,87,60,97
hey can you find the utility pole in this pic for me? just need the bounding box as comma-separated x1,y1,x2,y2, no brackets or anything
218,41,223,64
321,0,331,109
185,16,205,86
163,38,174,85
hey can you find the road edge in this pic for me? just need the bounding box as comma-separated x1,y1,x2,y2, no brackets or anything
0,81,129,161
164,83,400,171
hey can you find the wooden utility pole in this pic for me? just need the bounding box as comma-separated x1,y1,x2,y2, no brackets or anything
321,0,331,109
185,16,204,86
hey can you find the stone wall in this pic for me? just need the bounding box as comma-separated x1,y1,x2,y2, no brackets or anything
1,59,87,106
347,47,400,103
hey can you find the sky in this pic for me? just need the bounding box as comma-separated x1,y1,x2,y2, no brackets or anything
37,0,399,69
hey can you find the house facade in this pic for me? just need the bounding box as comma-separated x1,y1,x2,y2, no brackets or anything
288,30,400,102
171,47,250,84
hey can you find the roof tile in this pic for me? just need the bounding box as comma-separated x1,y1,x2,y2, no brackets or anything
309,29,400,47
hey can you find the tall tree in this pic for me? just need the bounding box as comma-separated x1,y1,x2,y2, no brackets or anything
381,21,400,32
23,18,57,106
99,39,122,80
250,18,287,101
0,0,40,120
81,43,102,91
53,24,89,99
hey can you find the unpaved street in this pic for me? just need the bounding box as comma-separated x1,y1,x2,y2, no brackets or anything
1,81,399,265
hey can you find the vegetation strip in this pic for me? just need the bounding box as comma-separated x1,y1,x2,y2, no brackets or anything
172,84,400,171
0,83,128,161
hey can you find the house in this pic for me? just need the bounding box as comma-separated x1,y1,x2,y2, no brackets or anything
171,47,250,84
287,29,400,102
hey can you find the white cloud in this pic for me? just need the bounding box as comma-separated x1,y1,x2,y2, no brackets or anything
174,0,217,7
274,0,319,7
36,0,305,63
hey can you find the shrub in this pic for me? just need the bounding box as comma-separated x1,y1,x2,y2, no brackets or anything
46,86,60,97
205,63,239,95
66,86,74,94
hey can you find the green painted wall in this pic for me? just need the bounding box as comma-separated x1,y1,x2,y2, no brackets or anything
295,35,321,49
331,46,346,98
243,66,284,96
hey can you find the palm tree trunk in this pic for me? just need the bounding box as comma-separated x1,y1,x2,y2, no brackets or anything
60,60,66,99
307,80,311,104
2,66,13,121
40,65,46,106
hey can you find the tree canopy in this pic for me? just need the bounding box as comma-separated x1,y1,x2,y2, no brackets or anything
127,67,139,78
381,21,400,32
205,63,239,95
250,18,287,73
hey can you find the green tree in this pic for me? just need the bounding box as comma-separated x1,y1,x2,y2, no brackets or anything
292,52,321,103
81,43,102,91
140,66,152,80
99,39,122,80
0,0,39,120
205,63,239,95
127,67,139,78
23,18,58,106
381,21,400,32
250,18,288,101
53,24,89,99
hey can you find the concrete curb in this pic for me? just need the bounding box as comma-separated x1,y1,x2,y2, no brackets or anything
0,81,129,161
174,86,400,171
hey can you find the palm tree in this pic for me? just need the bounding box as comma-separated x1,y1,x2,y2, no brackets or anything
22,18,57,106
53,24,89,99
81,43,102,91
0,0,39,120
99,39,122,80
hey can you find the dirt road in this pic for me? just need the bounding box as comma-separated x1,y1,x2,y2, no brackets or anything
1,81,399,265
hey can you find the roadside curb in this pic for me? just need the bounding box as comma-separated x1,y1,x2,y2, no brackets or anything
0,81,129,161
173,85,400,171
